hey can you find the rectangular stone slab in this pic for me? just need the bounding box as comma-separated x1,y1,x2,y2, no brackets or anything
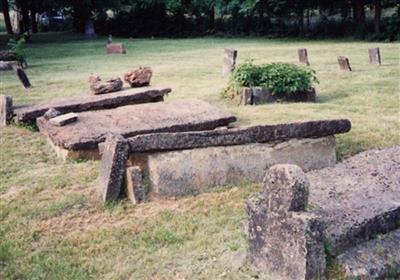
37,99,236,151
14,86,171,123
307,146,400,256
127,119,351,153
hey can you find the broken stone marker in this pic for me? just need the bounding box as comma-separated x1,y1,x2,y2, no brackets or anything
0,95,13,126
298,48,310,66
125,166,146,204
337,56,352,71
15,67,31,88
98,135,129,202
247,164,326,280
90,77,123,95
106,43,126,54
368,47,381,65
49,113,78,126
222,48,237,77
43,108,61,120
124,67,152,87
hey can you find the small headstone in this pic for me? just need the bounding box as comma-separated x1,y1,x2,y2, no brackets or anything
124,67,152,88
368,48,381,65
90,77,123,95
106,43,126,54
98,134,129,202
107,35,113,45
242,87,253,105
338,56,352,71
222,48,237,77
125,166,146,204
0,95,13,126
15,67,31,88
49,113,78,126
43,108,61,120
88,73,101,84
298,48,310,66
84,20,96,39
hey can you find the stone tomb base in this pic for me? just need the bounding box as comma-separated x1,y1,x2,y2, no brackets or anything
127,136,336,198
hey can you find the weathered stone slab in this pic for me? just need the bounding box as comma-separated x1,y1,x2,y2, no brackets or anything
90,77,123,95
124,67,152,88
298,48,310,66
222,48,237,77
247,165,326,280
137,137,336,197
125,166,146,204
0,95,13,126
0,61,20,71
252,87,274,105
368,47,381,65
98,135,129,202
49,113,78,126
106,43,126,54
241,87,253,105
242,87,316,105
338,56,352,71
14,86,171,123
337,229,400,279
43,108,61,120
15,67,31,88
127,119,351,153
37,99,236,151
308,146,400,256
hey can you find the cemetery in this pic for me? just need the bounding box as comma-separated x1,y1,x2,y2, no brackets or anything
0,1,399,279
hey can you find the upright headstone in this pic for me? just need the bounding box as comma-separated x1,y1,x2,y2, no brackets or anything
368,48,381,65
0,95,13,126
337,56,352,71
84,20,96,39
298,48,310,66
241,87,253,105
15,67,31,88
222,48,237,77
125,166,146,204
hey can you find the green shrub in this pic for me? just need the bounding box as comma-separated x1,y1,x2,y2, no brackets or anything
222,61,318,99
7,38,26,63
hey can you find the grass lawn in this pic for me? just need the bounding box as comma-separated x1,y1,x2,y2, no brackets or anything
0,32,399,279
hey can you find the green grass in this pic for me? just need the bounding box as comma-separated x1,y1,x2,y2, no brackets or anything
0,32,399,279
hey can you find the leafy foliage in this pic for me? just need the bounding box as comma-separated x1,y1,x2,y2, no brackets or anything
7,38,26,63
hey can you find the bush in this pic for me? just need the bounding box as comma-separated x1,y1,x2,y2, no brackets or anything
7,38,26,63
223,61,318,98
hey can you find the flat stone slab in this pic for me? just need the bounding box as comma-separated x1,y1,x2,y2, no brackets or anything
49,113,78,126
37,99,236,151
128,119,350,153
308,146,400,255
14,86,171,123
337,229,400,279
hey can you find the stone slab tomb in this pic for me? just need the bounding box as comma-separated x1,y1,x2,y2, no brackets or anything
14,86,171,123
222,48,237,77
242,87,316,105
118,119,350,199
338,56,352,71
298,48,310,66
37,99,237,160
247,146,400,279
106,43,126,54
368,47,381,65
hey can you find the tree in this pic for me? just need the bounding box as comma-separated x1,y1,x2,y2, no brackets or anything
1,0,13,34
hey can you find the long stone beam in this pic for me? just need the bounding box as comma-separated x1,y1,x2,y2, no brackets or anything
14,86,171,123
127,119,351,153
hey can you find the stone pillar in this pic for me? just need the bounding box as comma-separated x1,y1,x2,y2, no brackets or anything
368,48,381,65
247,164,326,280
298,48,310,66
337,56,352,71
0,95,13,126
125,166,146,204
222,48,237,77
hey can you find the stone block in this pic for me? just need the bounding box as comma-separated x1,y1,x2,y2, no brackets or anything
124,67,152,87
368,47,381,65
106,43,126,54
222,48,237,77
49,113,78,126
125,166,146,204
98,135,129,202
338,56,352,71
241,87,253,105
43,108,61,120
298,48,310,66
90,78,123,95
0,95,13,126
251,87,274,105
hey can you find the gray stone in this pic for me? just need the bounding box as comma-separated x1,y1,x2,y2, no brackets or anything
0,95,13,126
106,43,126,54
90,77,123,95
15,67,31,88
241,87,253,105
337,229,400,279
98,135,129,202
298,48,310,66
338,56,352,71
124,67,152,87
368,47,381,65
125,166,146,204
127,119,351,153
252,87,274,105
137,137,336,197
15,86,171,123
43,108,61,120
222,48,237,77
247,165,326,280
37,99,236,151
49,113,78,126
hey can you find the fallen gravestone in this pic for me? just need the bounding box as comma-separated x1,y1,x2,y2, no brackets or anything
0,95,13,126
37,99,237,159
49,113,78,126
338,56,352,71
368,47,381,65
14,86,171,123
222,48,237,77
106,43,126,54
247,146,400,279
90,77,123,95
15,67,31,88
298,48,310,66
125,166,146,204
124,67,152,87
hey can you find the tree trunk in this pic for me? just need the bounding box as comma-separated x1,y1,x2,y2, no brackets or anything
1,0,13,34
297,3,304,36
16,0,30,34
374,0,381,33
208,6,215,29
353,0,366,34
30,0,38,33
